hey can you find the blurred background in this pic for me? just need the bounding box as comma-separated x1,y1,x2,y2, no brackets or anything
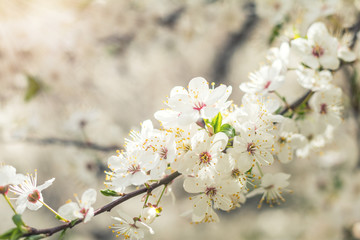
0,0,360,239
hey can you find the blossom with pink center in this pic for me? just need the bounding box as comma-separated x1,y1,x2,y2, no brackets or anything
291,22,339,70
240,60,285,95
309,87,343,132
9,170,55,214
178,130,228,176
58,188,97,223
105,150,159,192
183,174,241,223
228,128,275,170
247,172,291,208
154,77,232,127
109,213,154,239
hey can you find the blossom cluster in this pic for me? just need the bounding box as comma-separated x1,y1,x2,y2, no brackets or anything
0,20,355,240
101,21,354,239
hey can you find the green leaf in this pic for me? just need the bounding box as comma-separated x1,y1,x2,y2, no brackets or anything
211,113,222,134
0,228,17,239
58,229,67,240
100,189,121,197
219,123,235,138
12,215,25,229
10,229,22,240
24,75,42,102
268,22,283,44
70,219,78,227
25,234,46,240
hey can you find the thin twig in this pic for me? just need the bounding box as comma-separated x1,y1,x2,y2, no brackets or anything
25,137,120,152
22,172,181,238
279,90,313,115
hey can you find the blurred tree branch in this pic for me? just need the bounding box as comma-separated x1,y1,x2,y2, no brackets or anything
211,1,258,84
25,137,120,152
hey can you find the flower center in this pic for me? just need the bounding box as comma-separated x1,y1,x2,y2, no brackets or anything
264,184,274,190
193,102,206,112
320,103,327,114
312,45,324,58
128,164,141,175
205,187,217,198
247,142,256,155
159,147,168,159
278,137,286,144
264,81,271,89
27,190,41,203
231,169,241,178
80,208,89,217
0,185,9,195
199,152,212,165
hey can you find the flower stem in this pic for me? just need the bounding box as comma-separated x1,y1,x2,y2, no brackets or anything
256,162,264,177
38,199,69,222
3,194,17,214
156,185,167,206
273,91,289,107
143,192,150,208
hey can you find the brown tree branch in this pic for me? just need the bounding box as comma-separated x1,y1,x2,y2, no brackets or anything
24,137,120,152
279,90,313,115
22,171,182,238
211,1,258,84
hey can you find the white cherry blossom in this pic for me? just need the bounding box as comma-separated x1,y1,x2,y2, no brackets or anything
58,188,97,223
291,22,339,70
228,129,275,169
154,77,232,127
180,131,228,177
9,170,55,214
295,66,333,91
247,172,291,207
184,174,241,223
309,87,343,130
110,213,154,239
105,150,159,192
240,60,285,95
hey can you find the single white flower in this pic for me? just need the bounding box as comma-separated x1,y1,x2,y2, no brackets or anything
180,131,228,176
0,164,25,194
291,22,339,70
184,174,240,223
105,150,159,192
58,188,97,223
240,60,285,95
295,66,333,91
110,213,154,239
228,129,275,170
125,120,176,180
247,172,291,208
309,87,343,130
125,120,155,152
155,77,232,127
9,170,55,214
235,94,283,134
